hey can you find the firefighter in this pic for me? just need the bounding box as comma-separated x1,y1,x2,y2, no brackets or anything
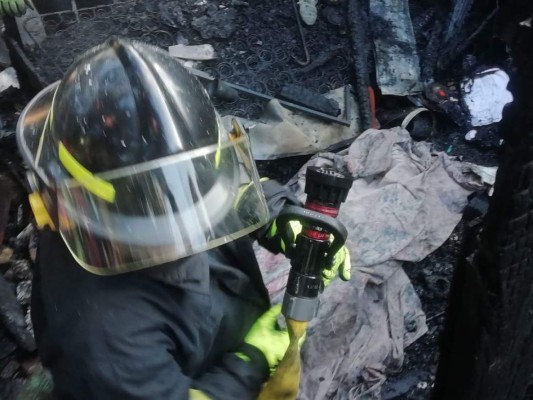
17,37,350,399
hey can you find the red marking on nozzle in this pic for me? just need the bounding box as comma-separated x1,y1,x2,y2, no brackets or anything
305,201,339,218
303,228,330,241
437,89,447,98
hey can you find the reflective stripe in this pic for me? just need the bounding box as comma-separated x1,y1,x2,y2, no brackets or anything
58,142,116,203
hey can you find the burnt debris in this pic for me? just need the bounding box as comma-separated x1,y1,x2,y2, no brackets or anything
0,0,524,398
0,80,36,397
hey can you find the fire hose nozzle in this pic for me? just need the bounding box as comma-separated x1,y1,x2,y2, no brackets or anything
277,166,353,322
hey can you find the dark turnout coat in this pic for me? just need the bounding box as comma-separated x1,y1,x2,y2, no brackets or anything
31,180,298,399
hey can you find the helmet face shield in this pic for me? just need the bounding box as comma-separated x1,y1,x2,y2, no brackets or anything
16,38,270,275
54,134,269,275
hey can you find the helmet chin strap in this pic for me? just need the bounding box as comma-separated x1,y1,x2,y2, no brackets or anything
28,192,55,230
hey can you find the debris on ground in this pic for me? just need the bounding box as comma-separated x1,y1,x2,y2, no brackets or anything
0,68,19,93
0,0,521,398
191,7,238,39
463,192,491,221
159,1,188,28
0,82,29,140
370,0,422,95
461,68,513,127
15,363,53,400
0,83,37,398
0,272,34,352
463,125,502,149
227,85,359,160
347,0,373,130
377,107,435,142
381,370,431,400
279,84,340,116
0,35,11,69
168,43,217,60
299,0,318,26
461,164,497,186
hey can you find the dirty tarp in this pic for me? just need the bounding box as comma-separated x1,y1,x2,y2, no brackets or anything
222,86,360,160
254,127,486,399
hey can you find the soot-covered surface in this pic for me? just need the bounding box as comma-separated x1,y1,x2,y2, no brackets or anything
2,0,504,398
21,0,352,120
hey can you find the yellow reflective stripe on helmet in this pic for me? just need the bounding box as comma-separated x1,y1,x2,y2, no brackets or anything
58,142,116,203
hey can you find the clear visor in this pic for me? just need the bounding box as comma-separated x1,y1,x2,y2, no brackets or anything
55,135,269,275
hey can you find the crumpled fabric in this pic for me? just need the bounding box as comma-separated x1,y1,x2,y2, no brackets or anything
254,127,486,399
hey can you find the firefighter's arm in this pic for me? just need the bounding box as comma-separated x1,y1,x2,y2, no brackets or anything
191,305,295,400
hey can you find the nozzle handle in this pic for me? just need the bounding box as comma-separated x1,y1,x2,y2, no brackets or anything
276,205,348,267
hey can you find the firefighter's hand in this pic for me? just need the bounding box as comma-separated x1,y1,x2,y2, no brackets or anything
268,220,352,285
0,0,32,17
322,245,351,286
241,305,291,371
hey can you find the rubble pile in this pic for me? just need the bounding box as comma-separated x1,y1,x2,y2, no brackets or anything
19,0,512,151
0,146,38,398
23,0,352,120
384,227,463,399
0,60,39,396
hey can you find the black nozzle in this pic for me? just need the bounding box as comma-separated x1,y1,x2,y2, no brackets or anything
305,166,353,208
281,166,353,322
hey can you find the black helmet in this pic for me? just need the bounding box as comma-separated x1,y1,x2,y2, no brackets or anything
17,37,269,275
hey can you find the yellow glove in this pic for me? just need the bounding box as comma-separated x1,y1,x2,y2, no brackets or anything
268,220,351,286
322,245,351,286
189,389,211,400
0,0,32,17
240,304,290,371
